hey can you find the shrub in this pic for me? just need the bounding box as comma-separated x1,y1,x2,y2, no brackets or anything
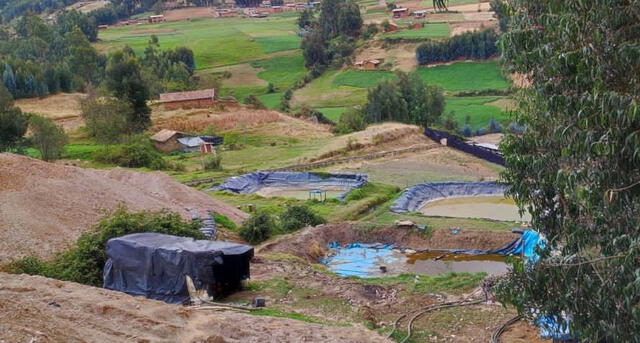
80,97,133,144
442,111,459,131
94,136,166,169
336,107,366,134
475,127,487,136
5,207,203,286
461,124,472,137
202,153,222,170
266,82,276,93
239,211,277,245
29,115,67,161
488,118,503,133
279,205,326,232
244,94,266,109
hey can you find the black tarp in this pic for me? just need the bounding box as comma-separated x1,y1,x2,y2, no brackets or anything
103,233,253,304
424,127,505,165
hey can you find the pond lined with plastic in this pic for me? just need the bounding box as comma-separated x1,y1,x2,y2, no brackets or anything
419,196,531,222
323,243,508,278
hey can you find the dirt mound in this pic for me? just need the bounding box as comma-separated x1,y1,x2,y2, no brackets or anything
154,109,333,138
259,223,517,262
0,273,390,343
0,153,247,262
307,123,433,161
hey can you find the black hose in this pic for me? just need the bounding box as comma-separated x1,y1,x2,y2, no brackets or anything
490,315,522,343
400,300,483,343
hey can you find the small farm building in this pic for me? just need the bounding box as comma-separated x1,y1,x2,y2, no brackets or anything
392,8,409,18
159,89,216,110
149,15,165,23
364,60,381,70
150,129,223,153
414,10,426,18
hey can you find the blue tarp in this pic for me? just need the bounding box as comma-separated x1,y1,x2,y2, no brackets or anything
210,171,368,201
390,181,508,213
321,243,398,277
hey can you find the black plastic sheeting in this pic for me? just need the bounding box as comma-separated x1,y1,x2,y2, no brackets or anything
103,233,253,304
390,181,508,213
210,171,368,201
424,127,505,165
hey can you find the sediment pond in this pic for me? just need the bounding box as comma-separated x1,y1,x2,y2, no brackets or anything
419,196,531,222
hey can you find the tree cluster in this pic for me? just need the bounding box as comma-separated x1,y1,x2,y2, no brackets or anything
496,1,640,341
416,29,498,65
239,205,326,244
300,0,363,75
362,71,445,127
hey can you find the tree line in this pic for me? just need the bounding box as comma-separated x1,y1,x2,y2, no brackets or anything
415,29,499,65
299,0,363,76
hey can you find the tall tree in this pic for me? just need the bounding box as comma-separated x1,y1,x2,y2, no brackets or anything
29,115,67,161
0,83,28,151
104,50,151,132
497,1,640,341
65,27,101,85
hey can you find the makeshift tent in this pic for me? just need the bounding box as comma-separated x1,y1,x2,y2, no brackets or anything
103,233,253,304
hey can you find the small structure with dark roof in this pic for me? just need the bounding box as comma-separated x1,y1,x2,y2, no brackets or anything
150,129,223,153
159,89,216,110
392,7,409,18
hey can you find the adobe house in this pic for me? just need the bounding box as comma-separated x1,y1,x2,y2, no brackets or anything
159,89,216,110
392,7,409,18
149,15,166,23
413,10,426,18
364,59,381,70
150,129,185,153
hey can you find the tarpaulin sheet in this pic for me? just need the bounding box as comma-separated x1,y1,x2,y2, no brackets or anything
321,243,397,278
424,127,505,165
210,171,368,201
390,181,508,213
103,233,253,304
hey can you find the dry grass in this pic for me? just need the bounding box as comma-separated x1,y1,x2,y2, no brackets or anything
353,41,420,72
15,93,85,119
163,7,214,21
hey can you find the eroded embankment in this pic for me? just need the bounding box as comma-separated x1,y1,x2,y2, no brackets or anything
258,223,517,262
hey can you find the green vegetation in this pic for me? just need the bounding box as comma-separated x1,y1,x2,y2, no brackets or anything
333,70,398,88
360,272,486,295
29,115,68,161
98,17,300,68
4,207,204,286
415,61,509,92
0,84,28,152
239,205,326,244
316,107,346,122
251,53,306,90
444,96,508,129
382,23,451,40
93,136,166,170
416,29,498,64
496,1,640,340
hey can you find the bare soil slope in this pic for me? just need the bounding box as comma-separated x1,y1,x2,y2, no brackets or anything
0,273,390,343
0,153,247,262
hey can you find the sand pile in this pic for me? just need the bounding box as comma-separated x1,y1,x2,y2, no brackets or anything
0,273,390,343
0,153,247,262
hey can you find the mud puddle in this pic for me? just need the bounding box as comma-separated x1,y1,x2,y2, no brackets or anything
324,244,508,278
420,196,531,222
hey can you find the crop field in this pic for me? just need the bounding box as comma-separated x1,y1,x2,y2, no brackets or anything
97,17,300,68
416,60,509,91
316,107,347,122
382,23,451,39
445,96,512,129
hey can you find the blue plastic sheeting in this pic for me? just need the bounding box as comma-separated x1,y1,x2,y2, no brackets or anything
103,233,253,304
210,171,368,201
537,316,573,340
424,127,504,165
390,181,508,213
321,243,398,278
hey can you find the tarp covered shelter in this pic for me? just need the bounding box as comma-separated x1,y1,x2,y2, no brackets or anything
103,233,253,304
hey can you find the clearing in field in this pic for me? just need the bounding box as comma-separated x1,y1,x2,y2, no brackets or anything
382,23,451,39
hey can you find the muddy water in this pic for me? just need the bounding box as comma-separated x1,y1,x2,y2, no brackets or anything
324,245,509,278
419,196,531,222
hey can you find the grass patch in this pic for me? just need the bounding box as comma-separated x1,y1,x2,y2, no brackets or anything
249,308,349,326
257,92,283,109
445,96,510,129
359,272,486,295
316,107,346,122
382,23,451,39
416,61,509,92
251,53,306,90
333,70,398,88
254,35,301,54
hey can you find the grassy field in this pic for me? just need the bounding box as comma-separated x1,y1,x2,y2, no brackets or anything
251,53,306,90
445,96,511,129
382,23,451,39
416,61,509,91
332,70,398,88
97,17,299,69
316,107,347,122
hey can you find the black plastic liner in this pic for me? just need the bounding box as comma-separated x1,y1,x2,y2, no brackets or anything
210,171,368,201
103,233,253,304
390,181,507,213
424,127,504,165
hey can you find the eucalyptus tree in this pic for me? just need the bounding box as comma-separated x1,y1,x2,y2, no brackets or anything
496,0,640,341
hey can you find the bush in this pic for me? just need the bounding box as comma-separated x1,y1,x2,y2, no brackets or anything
461,124,472,137
488,118,503,133
202,153,222,170
5,207,203,286
239,211,277,245
475,127,487,136
442,111,459,131
336,107,366,134
93,136,166,169
279,205,326,232
81,97,133,144
244,94,266,109
29,115,68,161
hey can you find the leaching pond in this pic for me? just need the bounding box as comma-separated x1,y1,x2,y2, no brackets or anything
323,244,508,278
419,196,531,222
